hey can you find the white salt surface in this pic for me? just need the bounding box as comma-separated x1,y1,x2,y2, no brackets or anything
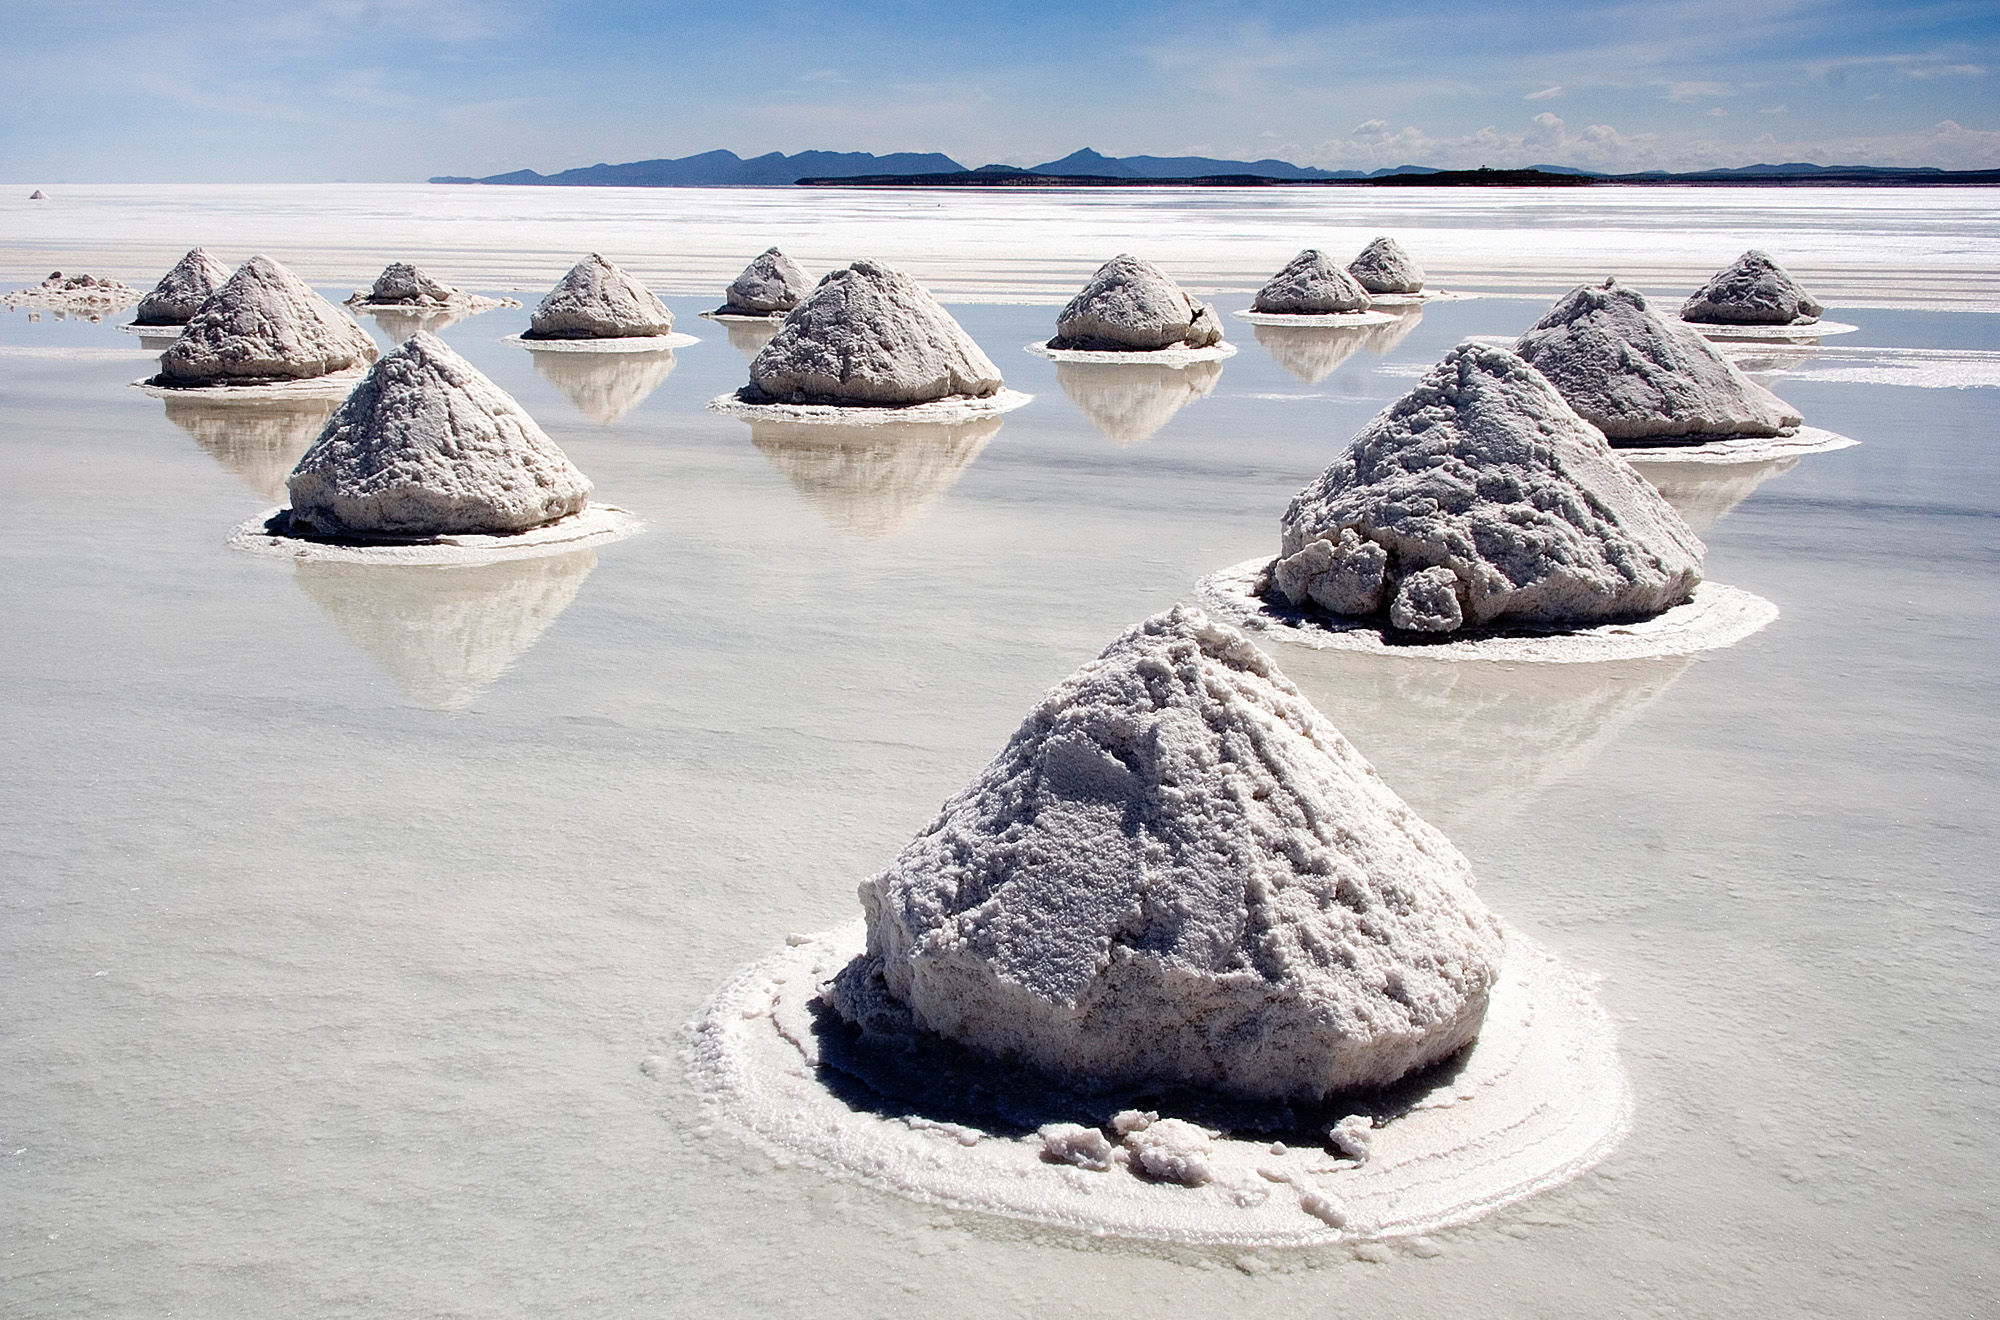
1198,559,1777,663
133,364,370,400
1687,319,1859,341
227,503,639,565
503,331,698,352
1748,345,2000,390
1233,309,1402,328
1612,426,1858,464
708,387,1033,425
700,310,787,323
1360,290,1477,306
1026,341,1237,365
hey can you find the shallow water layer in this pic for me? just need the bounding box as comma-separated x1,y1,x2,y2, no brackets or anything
0,188,1996,1318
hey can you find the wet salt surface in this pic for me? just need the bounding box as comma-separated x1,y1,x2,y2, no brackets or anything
0,187,1995,1317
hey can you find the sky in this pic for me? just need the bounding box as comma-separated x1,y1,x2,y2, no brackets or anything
2,0,1996,181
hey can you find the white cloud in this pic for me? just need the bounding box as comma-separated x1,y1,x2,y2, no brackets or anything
1666,81,1732,102
1526,85,1564,101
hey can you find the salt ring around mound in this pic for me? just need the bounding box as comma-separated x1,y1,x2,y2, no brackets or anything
707,387,1034,426
1197,558,1776,663
227,502,640,565
1612,426,1857,464
1683,320,1858,341
687,919,1628,1247
1025,342,1238,366
504,332,699,353
117,322,184,337
1231,309,1404,328
1360,290,1477,306
700,310,789,324
132,366,371,401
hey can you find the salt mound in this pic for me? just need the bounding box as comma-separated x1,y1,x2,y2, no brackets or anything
749,260,1002,405
358,263,460,307
1051,255,1223,351
719,248,812,315
831,605,1503,1102
134,248,232,325
3,271,143,316
158,256,378,385
1348,238,1425,295
1275,341,1704,633
285,331,590,538
1681,250,1825,325
526,254,675,340
1252,250,1373,315
29,189,46,200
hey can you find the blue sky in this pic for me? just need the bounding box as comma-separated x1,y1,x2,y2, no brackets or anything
3,0,1996,180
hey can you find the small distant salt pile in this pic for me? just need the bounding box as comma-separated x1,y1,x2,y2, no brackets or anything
748,260,1003,405
156,255,377,386
284,331,590,538
1252,249,1373,316
1347,237,1425,295
832,604,1503,1101
134,248,232,325
1681,250,1825,326
3,270,143,316
1049,255,1223,351
354,262,461,308
1273,341,1703,633
1513,278,1803,441
29,189,46,200
716,248,812,316
525,254,675,340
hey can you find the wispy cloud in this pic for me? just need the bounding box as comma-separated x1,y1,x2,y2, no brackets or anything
1526,85,1564,101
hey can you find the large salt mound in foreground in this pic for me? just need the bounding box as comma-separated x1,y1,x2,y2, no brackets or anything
718,248,812,315
1681,249,1825,326
1252,249,1373,315
285,331,590,538
526,254,675,340
748,260,1003,405
1348,237,1425,295
1274,342,1704,633
157,256,378,385
134,248,232,326
1513,279,1803,441
832,605,1503,1101
1051,255,1223,351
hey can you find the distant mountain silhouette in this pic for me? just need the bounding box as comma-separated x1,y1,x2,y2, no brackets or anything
432,149,966,187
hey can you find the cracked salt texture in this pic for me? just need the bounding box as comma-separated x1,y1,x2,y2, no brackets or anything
1050,255,1223,352
134,249,232,326
526,254,675,340
1348,237,1426,295
1681,250,1825,326
1252,250,1373,315
156,255,377,386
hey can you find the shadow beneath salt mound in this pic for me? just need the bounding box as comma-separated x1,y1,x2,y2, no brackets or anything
161,393,337,502
1054,358,1222,445
290,549,597,711
1627,455,1802,534
722,319,783,360
748,415,1000,539
1251,305,1424,384
1275,646,1696,834
528,346,678,426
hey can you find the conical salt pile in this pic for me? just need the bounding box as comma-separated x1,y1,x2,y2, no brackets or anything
157,256,378,385
1252,249,1373,315
720,248,812,315
29,189,46,200
285,331,590,538
749,260,1002,405
526,254,675,340
1513,278,1803,440
832,605,1502,1101
361,262,462,307
134,248,232,325
1348,237,1426,295
1681,250,1825,325
1051,255,1223,351
1275,342,1703,633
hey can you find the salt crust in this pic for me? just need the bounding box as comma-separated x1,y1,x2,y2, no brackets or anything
1198,558,1777,663
134,365,371,400
1611,426,1857,464
1686,319,1858,342
228,503,638,565
503,332,698,353
2,272,143,316
1358,290,1476,306
1232,309,1401,328
1025,340,1237,366
708,387,1032,426
687,919,1628,1246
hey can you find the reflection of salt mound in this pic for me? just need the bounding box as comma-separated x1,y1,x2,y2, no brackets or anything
1348,237,1425,294
835,606,1501,1099
1252,306,1423,384
134,248,231,326
1054,358,1221,443
750,260,1002,405
158,256,378,385
1272,646,1694,833
1682,250,1823,325
718,247,812,315
287,332,590,537
362,304,472,341
528,345,677,425
1052,255,1223,351
348,263,514,329
1626,454,1800,533
526,254,675,340
1275,342,1703,634
1252,250,1372,314
161,394,338,501
723,318,781,359
1514,279,1803,442
292,550,596,710
750,415,998,538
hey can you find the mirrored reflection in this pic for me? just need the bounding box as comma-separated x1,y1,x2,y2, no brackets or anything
527,347,678,425
1273,645,1695,833
1719,344,1816,381
749,416,1001,539
1627,456,1802,534
291,550,598,711
723,319,783,360
133,328,183,352
1250,305,1424,384
360,304,476,343
160,394,338,501
1053,359,1222,445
